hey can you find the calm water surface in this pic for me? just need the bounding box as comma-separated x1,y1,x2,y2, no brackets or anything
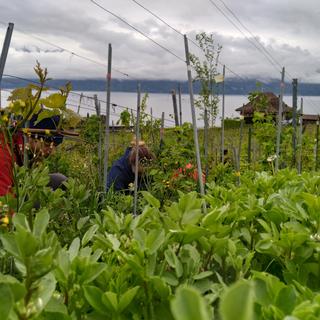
1,89,319,127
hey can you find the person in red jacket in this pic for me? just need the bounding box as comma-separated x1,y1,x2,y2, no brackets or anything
0,114,66,197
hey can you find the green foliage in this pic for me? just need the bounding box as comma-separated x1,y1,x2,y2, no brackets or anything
3,103,320,320
117,109,131,128
171,286,211,320
0,209,59,319
223,118,242,129
220,279,255,320
146,123,201,202
252,110,276,162
5,62,70,131
129,93,161,142
81,115,101,144
189,32,222,125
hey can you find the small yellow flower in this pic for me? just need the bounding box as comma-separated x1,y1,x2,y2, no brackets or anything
235,171,241,177
1,215,9,225
45,129,51,135
22,128,29,134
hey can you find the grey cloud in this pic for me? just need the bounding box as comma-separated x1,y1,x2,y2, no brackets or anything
0,0,319,82
15,45,63,53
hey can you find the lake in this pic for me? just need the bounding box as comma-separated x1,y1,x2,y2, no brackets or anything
1,89,319,127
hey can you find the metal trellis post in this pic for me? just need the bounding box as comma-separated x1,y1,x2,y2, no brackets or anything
248,126,252,165
204,108,209,182
77,93,83,114
171,89,179,126
315,117,319,171
94,94,103,189
220,65,226,163
160,111,165,149
275,67,285,172
178,83,182,126
133,83,141,217
104,43,112,189
0,22,14,109
184,34,205,196
298,97,303,174
292,78,298,167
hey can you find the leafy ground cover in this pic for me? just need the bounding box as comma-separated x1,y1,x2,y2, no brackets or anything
1,167,320,319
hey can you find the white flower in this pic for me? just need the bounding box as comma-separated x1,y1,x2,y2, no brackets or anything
310,233,320,241
128,182,134,191
267,155,277,162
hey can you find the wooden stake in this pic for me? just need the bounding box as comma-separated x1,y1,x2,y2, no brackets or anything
149,107,155,146
178,84,182,125
275,67,285,172
111,120,115,150
104,43,112,189
298,98,303,174
171,89,179,126
133,83,141,217
77,93,83,114
0,22,14,109
238,118,244,172
315,116,319,171
220,65,226,163
247,126,252,165
184,35,205,196
94,95,103,189
204,108,209,181
233,146,240,185
292,78,298,167
160,111,165,149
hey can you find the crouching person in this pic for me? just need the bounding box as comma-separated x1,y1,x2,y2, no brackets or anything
106,140,154,193
0,114,67,197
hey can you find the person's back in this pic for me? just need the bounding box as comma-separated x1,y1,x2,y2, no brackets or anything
106,147,134,191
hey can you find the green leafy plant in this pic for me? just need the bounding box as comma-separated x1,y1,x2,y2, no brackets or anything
189,32,222,125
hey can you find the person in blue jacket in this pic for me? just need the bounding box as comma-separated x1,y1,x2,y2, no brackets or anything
106,140,154,192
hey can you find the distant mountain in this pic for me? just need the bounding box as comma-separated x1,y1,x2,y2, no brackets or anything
2,77,320,96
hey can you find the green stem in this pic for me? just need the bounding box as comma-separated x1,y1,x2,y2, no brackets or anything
222,257,226,283
143,281,154,320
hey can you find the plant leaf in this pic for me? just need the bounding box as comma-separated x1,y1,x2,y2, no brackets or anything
219,279,255,320
171,286,211,320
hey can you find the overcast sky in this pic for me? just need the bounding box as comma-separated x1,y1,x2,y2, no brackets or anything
0,0,320,83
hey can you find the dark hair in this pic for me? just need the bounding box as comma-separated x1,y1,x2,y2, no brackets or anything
128,146,155,166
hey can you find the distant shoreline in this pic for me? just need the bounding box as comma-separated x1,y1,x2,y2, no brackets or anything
2,78,320,96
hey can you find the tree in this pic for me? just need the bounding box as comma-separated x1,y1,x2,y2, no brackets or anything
189,32,222,127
